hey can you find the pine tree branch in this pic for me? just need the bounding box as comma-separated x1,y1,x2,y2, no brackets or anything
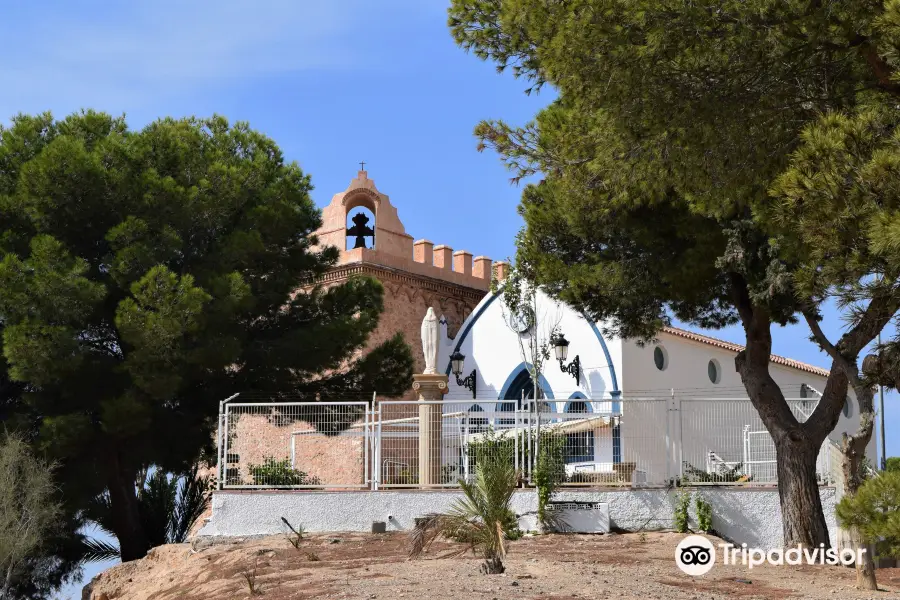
836,283,900,359
802,310,864,391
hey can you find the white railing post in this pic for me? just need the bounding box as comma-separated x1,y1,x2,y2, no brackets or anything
364,393,372,489
216,402,225,490
665,389,673,485
217,393,240,490
374,400,382,490
514,407,520,479
463,411,471,483
676,394,683,484
742,425,751,480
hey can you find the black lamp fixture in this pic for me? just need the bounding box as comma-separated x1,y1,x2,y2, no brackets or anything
552,332,580,385
449,350,477,399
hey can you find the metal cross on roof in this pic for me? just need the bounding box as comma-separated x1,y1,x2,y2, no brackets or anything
359,161,366,171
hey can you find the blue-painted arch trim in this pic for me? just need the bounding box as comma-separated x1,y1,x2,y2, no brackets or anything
564,391,592,413
496,361,555,406
444,292,501,377
443,291,621,401
581,312,620,397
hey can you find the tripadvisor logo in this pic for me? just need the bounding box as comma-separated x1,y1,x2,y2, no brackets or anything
675,535,866,576
676,536,716,575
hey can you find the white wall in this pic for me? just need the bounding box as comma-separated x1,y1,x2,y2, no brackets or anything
435,289,874,480
439,290,621,402
621,332,833,399
621,334,875,465
199,488,837,551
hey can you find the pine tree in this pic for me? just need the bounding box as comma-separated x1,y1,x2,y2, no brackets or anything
448,1,900,572
0,111,413,561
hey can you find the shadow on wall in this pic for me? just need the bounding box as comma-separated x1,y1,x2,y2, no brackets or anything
703,488,836,550
585,369,610,398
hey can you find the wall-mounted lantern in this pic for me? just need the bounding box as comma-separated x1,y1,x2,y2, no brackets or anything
552,333,581,385
449,350,476,399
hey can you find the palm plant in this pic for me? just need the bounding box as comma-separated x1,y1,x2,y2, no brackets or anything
82,465,210,562
409,451,519,574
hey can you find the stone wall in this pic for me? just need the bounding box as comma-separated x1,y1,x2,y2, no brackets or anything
318,262,486,395
226,413,366,487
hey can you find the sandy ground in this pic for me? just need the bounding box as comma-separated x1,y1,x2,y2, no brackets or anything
83,532,900,600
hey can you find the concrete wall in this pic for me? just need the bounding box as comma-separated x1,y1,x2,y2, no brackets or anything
198,487,837,551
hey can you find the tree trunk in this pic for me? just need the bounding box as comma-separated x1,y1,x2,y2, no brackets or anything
840,386,878,591
847,524,878,590
775,435,831,548
107,457,149,562
728,278,836,548
480,556,505,574
0,558,14,600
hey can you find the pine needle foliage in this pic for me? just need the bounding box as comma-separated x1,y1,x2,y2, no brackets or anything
0,112,413,560
447,0,900,556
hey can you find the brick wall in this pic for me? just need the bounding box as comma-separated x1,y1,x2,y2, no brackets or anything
228,413,366,487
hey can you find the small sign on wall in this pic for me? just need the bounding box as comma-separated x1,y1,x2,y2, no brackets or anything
546,501,611,533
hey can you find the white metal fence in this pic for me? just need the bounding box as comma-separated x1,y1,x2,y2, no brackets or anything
218,401,370,489
216,396,839,490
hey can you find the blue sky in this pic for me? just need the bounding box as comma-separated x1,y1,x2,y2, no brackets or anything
2,1,897,596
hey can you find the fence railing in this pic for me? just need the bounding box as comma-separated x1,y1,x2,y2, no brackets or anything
216,396,838,490
219,401,370,489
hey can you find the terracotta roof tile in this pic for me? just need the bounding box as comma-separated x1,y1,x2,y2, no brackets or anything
661,326,831,378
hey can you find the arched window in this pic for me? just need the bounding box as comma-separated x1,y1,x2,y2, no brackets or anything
465,404,488,432
496,367,552,425
564,397,594,464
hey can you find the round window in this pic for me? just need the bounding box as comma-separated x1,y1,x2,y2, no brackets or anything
653,346,668,371
843,397,853,418
707,359,721,384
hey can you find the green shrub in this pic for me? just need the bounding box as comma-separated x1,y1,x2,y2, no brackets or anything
533,433,566,530
674,490,690,533
248,457,321,486
466,429,516,468
385,467,416,486
695,495,712,533
836,471,900,558
0,434,62,594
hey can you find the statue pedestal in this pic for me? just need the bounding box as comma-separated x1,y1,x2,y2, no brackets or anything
413,374,448,486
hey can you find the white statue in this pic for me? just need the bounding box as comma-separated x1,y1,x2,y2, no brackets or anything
421,307,439,374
